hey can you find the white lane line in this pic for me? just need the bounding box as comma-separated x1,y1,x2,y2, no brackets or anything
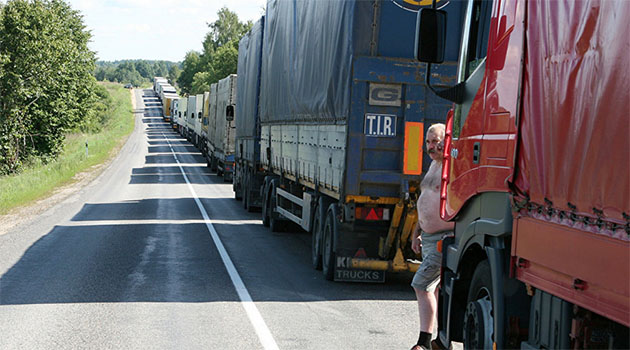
162,132,279,350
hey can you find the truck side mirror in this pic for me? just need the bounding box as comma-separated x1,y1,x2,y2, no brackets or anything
415,8,447,64
226,105,234,121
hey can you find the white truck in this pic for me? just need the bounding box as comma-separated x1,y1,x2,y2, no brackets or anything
207,75,237,181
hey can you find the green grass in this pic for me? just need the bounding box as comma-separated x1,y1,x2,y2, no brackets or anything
0,82,135,215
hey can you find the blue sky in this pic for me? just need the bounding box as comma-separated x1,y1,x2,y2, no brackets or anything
67,0,267,62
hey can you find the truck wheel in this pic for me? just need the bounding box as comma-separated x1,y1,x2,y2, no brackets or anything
322,205,337,281
243,186,249,210
463,260,494,350
311,205,323,270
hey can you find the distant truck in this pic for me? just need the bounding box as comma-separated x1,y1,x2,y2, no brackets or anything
185,95,197,142
153,77,167,93
170,98,180,131
175,97,187,135
233,17,264,206
200,91,211,156
207,75,237,182
234,0,464,282
193,93,204,149
161,93,178,123
416,0,629,348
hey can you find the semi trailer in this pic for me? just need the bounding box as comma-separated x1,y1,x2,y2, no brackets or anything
235,0,465,282
234,17,264,207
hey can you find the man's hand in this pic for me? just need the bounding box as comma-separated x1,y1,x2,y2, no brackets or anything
411,235,422,254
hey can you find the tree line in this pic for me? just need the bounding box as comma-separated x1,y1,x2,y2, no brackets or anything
0,0,106,175
94,60,181,88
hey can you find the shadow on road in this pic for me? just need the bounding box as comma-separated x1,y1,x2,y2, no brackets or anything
0,109,416,307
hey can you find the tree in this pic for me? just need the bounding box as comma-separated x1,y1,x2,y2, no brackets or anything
191,72,212,95
134,60,154,80
167,65,181,86
177,51,201,95
204,7,252,54
209,38,239,83
178,7,252,94
0,0,98,173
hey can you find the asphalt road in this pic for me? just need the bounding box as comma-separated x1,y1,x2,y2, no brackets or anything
0,89,424,349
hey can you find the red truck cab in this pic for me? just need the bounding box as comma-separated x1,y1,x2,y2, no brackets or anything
417,0,629,348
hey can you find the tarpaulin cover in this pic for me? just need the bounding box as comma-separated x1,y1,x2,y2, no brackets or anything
236,17,264,138
515,0,630,233
259,0,362,123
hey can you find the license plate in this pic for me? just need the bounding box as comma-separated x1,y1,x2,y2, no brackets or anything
364,113,397,137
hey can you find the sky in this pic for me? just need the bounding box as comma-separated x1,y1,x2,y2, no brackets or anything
66,0,267,62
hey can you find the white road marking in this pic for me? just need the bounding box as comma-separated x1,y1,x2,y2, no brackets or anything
162,132,279,350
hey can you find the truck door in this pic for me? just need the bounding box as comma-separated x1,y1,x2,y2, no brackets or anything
445,0,493,217
478,0,524,193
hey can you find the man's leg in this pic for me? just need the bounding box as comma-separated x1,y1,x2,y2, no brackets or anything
414,287,438,333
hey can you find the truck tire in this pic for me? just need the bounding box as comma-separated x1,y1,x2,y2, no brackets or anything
322,204,338,281
463,260,494,350
311,204,323,270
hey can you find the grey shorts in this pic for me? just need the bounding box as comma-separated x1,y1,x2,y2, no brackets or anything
411,231,449,292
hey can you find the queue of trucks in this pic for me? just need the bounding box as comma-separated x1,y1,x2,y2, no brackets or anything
153,0,629,348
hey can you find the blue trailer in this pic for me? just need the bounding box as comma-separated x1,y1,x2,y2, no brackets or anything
236,0,463,282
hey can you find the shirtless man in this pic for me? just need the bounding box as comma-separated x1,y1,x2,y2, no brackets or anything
410,123,454,350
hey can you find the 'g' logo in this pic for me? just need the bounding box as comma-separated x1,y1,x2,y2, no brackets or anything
391,0,444,12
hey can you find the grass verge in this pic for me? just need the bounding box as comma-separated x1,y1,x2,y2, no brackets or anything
0,82,134,215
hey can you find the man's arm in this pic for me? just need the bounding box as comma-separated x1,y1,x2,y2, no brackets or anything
411,222,422,254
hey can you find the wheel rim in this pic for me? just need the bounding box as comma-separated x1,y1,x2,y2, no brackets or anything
464,289,494,350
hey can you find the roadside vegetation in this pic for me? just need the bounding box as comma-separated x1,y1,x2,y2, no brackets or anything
0,0,137,214
94,60,181,89
0,82,133,215
0,0,99,175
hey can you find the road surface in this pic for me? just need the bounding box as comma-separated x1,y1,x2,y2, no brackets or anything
0,89,428,349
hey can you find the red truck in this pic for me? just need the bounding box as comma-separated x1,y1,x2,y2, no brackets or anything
416,0,629,348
